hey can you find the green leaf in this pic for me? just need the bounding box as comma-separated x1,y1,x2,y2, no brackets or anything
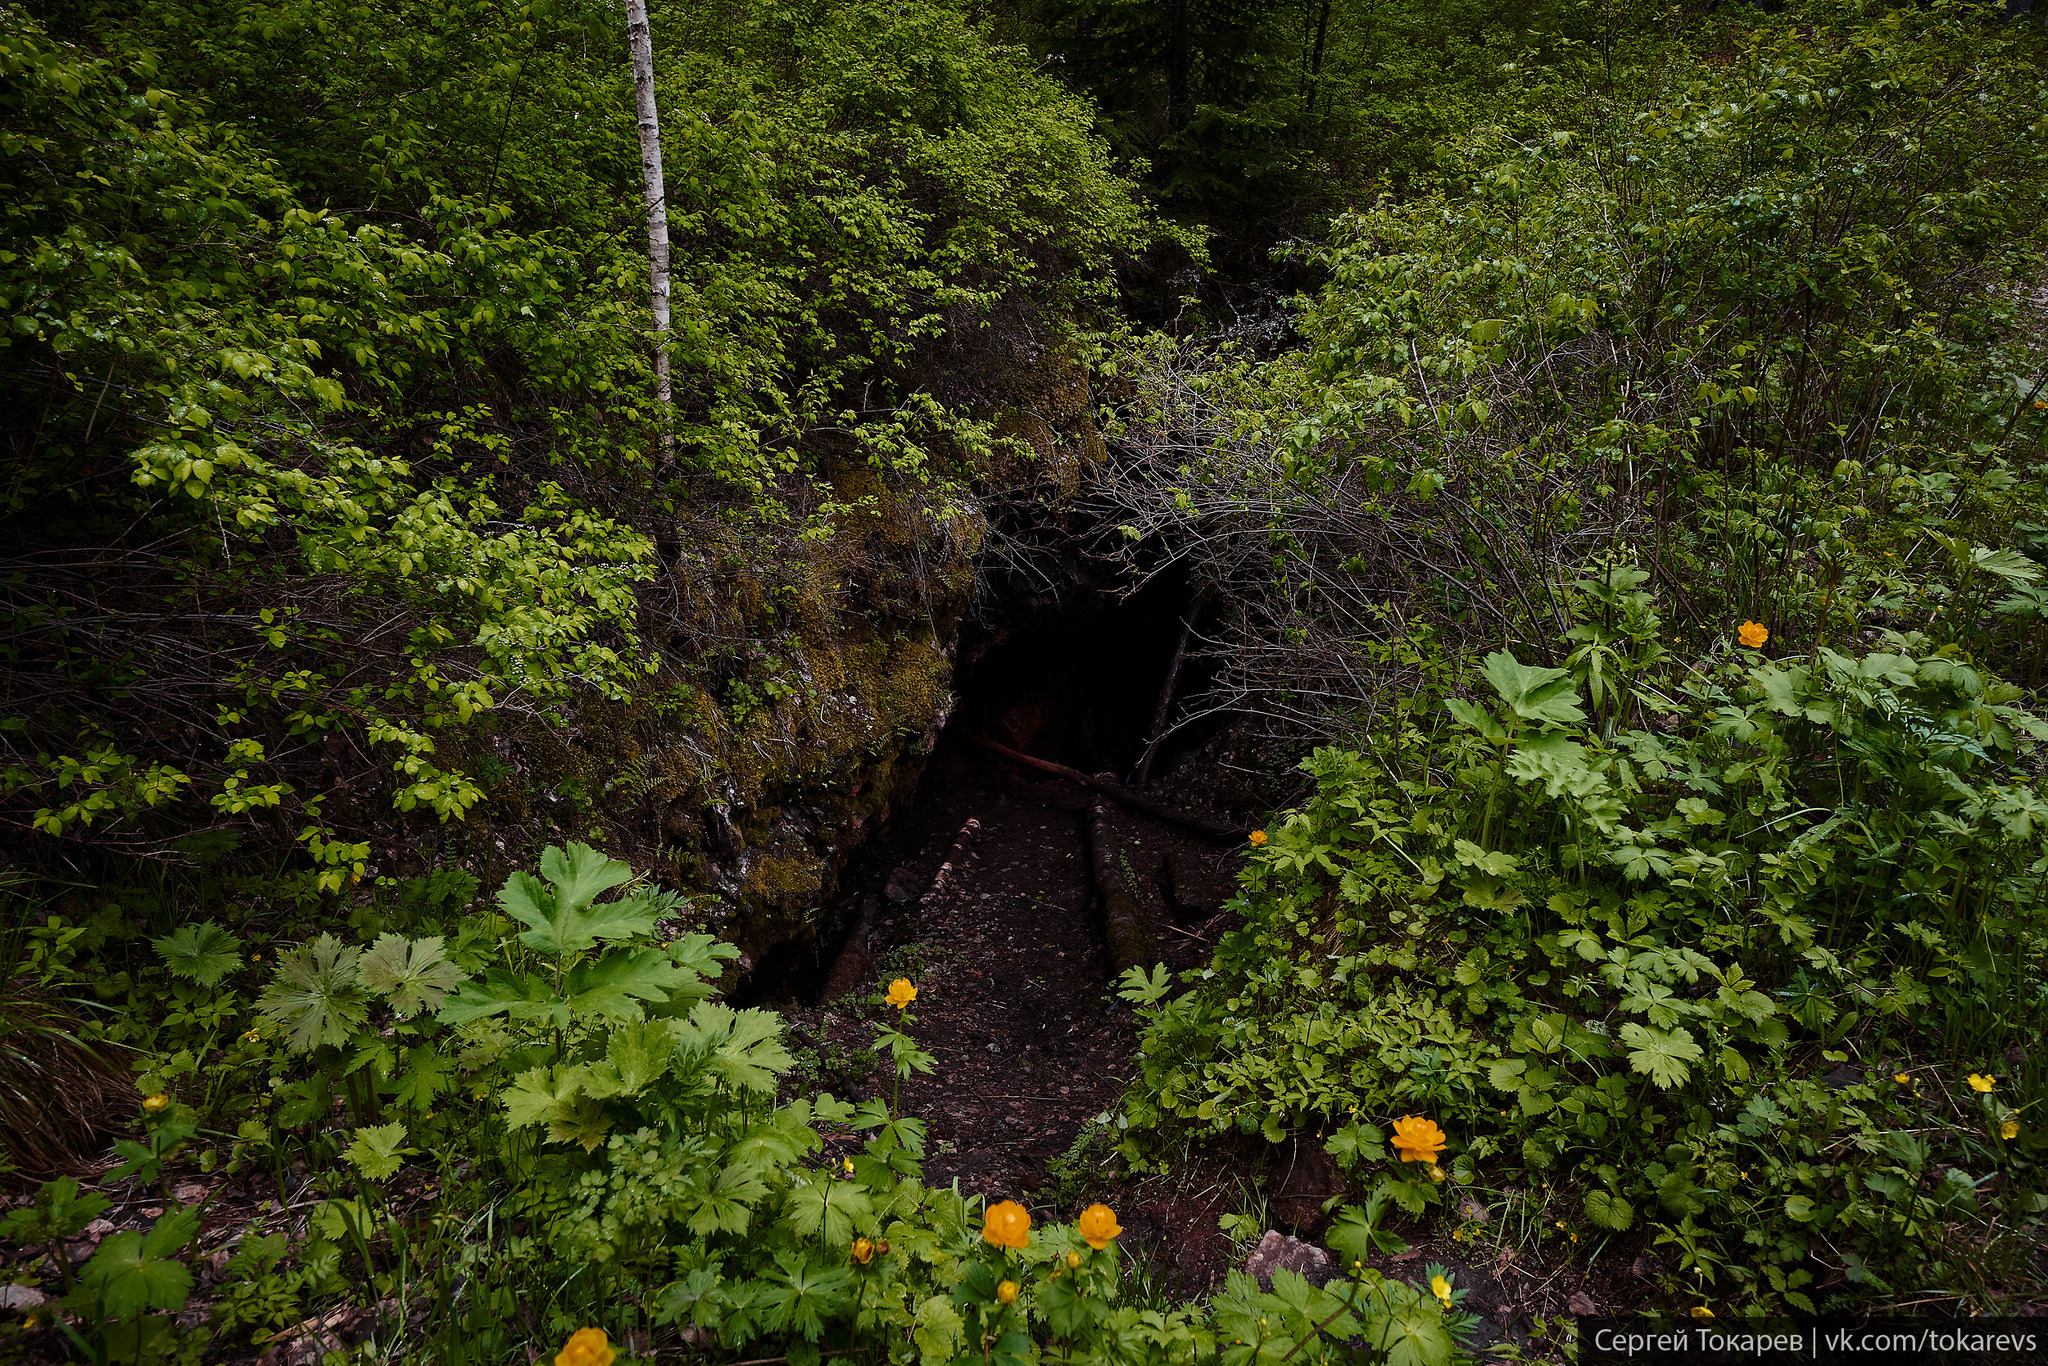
152,922,241,987
783,1177,873,1248
254,934,367,1052
913,1293,965,1366
498,843,664,958
502,1066,578,1131
1583,1189,1636,1231
435,966,556,1027
1619,1022,1702,1089
562,948,689,1021
342,1121,411,1181
1444,696,1507,742
391,1045,453,1111
78,1207,197,1321
1482,650,1587,728
677,1001,793,1094
358,934,465,1017
540,840,635,916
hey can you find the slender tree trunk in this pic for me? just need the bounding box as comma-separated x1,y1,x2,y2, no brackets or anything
625,0,674,470
1305,0,1333,115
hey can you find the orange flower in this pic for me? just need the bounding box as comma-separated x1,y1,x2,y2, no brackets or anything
885,978,917,1010
1738,621,1769,649
983,1199,1031,1249
1078,1203,1121,1250
1248,830,1268,847
1390,1115,1447,1164
852,1236,875,1265
556,1328,614,1366
996,1279,1020,1305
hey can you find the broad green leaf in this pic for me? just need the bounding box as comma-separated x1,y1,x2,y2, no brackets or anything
436,966,555,1027
783,1176,872,1247
1482,650,1587,727
342,1122,411,1180
1444,696,1507,742
391,1045,453,1111
1619,1022,1702,1089
152,922,241,987
502,1066,578,1130
1583,1189,1636,1230
539,840,635,915
359,934,465,1017
677,1001,793,1093
254,934,367,1052
78,1207,197,1321
913,1293,964,1366
562,947,690,1020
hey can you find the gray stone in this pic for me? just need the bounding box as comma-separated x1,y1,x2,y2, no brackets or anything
1243,1230,1338,1290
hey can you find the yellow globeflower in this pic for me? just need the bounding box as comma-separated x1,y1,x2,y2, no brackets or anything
1893,1072,1910,1084
1968,1073,1997,1093
1430,1274,1453,1308
1426,1164,1447,1185
1390,1115,1447,1164
556,1328,614,1366
841,1156,857,1175
1248,829,1268,847
996,1280,1020,1305
983,1199,1032,1249
1078,1203,1122,1250
1066,1251,1082,1269
1691,1306,1715,1320
1738,621,1769,649
852,1236,875,1265
141,1093,170,1113
2002,1119,2020,1140
885,978,918,1010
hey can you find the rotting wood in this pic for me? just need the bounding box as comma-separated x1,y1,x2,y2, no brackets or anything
821,817,980,1003
819,893,881,1003
972,738,1245,842
1087,797,1154,974
921,817,983,907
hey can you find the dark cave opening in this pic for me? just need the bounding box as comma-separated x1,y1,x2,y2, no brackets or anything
733,568,1228,1007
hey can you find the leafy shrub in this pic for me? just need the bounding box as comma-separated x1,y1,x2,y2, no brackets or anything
1123,582,2048,1309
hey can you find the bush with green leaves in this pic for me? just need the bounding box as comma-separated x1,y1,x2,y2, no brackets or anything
1122,573,2048,1310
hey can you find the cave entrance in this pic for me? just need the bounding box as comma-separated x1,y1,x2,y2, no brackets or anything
735,568,1227,1008
947,565,1219,781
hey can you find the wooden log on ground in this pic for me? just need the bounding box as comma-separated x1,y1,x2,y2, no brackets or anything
972,738,1246,843
1087,798,1154,975
819,893,881,1003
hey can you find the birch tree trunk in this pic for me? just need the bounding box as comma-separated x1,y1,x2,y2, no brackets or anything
625,0,673,468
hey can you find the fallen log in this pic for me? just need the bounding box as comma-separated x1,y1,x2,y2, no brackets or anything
1087,797,1154,975
821,818,981,1004
972,738,1246,843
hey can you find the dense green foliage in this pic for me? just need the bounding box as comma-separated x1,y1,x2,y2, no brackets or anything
0,0,1151,888
8,0,2048,1359
1108,0,2048,1315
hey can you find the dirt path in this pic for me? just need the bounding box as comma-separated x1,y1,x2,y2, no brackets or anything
782,739,1242,1280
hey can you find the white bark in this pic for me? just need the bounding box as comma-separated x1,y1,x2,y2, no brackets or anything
625,0,673,461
